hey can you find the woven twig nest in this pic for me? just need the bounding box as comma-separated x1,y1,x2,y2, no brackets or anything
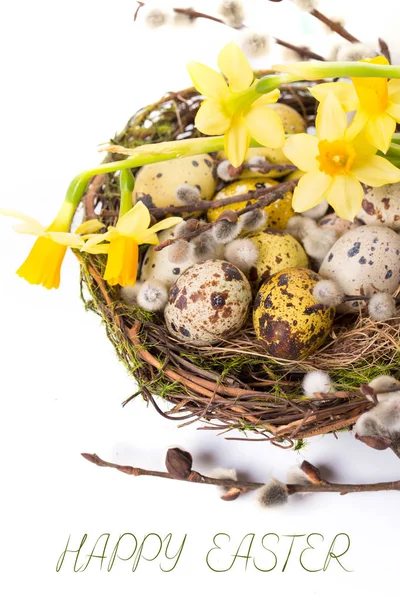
79,84,400,447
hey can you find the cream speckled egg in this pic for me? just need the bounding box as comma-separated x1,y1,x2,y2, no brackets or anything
357,183,400,231
269,103,306,134
318,214,359,236
253,268,335,360
134,154,216,214
247,229,308,289
164,260,252,346
319,225,400,312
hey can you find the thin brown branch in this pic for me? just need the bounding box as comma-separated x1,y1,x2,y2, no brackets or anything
274,38,325,61
82,453,400,498
379,38,391,64
310,9,360,43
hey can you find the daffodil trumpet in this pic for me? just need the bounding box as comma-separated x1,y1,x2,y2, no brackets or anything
270,60,400,81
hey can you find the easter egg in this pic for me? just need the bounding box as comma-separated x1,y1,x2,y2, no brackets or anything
247,229,308,288
164,260,252,346
253,268,335,360
207,178,294,229
356,183,400,231
269,103,306,134
319,225,400,312
134,154,216,215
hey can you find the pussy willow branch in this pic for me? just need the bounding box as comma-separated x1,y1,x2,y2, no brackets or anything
82,453,400,496
151,178,297,219
153,180,298,250
134,2,325,61
309,8,360,43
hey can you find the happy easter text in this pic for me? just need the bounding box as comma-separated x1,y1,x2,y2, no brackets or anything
56,531,352,573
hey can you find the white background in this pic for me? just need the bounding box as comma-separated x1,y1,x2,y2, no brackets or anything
1,1,400,598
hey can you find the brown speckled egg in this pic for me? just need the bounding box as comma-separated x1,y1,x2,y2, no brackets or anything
164,260,252,346
134,154,216,215
357,183,400,231
247,229,308,289
253,268,335,360
319,225,400,312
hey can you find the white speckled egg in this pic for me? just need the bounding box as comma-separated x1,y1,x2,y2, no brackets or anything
319,225,400,312
139,226,195,288
164,260,252,346
356,183,400,231
134,154,216,215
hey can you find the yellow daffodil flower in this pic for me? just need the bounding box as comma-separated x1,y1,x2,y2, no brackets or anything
187,41,285,167
81,201,182,287
283,93,400,221
0,204,101,290
309,56,400,153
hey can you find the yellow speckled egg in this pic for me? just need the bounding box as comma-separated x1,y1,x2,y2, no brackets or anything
269,103,306,134
134,154,216,215
248,229,308,288
207,178,294,229
253,268,335,360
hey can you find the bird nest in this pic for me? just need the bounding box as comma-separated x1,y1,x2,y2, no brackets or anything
78,84,400,448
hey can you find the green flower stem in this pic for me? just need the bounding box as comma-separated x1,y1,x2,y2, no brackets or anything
119,169,135,217
62,135,267,224
386,143,400,158
392,133,400,143
256,74,301,94
266,61,400,83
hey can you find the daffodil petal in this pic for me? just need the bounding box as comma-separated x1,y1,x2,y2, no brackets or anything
292,170,332,213
46,232,84,247
243,105,285,149
75,219,105,235
117,201,151,237
310,81,358,112
187,61,229,99
195,98,231,135
217,42,253,93
251,89,280,107
326,175,364,221
386,101,400,122
283,134,319,172
316,92,348,142
81,232,111,251
352,155,400,187
0,208,45,233
144,216,183,235
12,222,46,236
388,79,400,103
82,243,110,254
365,114,396,153
224,115,250,168
345,110,368,141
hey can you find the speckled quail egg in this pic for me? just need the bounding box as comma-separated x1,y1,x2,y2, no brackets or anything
253,268,335,360
356,183,400,231
269,103,306,134
164,260,252,346
134,154,216,215
216,146,288,165
318,214,359,236
139,225,223,288
319,225,400,312
207,177,294,229
247,229,308,289
139,227,194,288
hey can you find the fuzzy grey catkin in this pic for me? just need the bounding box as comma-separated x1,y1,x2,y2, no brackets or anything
257,479,288,508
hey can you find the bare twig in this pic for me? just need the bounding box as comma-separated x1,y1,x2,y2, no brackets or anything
310,9,360,43
82,452,400,499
